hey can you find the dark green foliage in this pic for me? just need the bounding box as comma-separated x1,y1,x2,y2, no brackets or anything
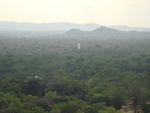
141,104,150,113
0,53,16,74
145,58,150,63
60,104,81,113
36,100,51,112
0,93,22,112
84,106,99,113
90,96,111,106
23,80,40,96
53,97,68,103
110,87,126,110
49,76,88,98
79,69,89,79
112,95,123,110
30,106,48,113
22,80,46,96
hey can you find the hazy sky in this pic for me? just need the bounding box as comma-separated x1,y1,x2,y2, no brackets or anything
0,0,150,27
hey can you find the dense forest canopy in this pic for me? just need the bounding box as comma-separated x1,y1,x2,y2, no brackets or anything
0,36,150,113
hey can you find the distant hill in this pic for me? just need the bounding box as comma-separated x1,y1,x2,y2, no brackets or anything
89,26,123,37
63,26,150,39
0,21,100,31
0,21,150,32
0,21,150,38
108,25,150,32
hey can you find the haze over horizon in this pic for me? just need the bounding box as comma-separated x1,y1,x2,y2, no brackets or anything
1,0,150,28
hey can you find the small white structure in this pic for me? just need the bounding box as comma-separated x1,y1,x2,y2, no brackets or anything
77,43,80,50
34,76,42,80
27,76,42,80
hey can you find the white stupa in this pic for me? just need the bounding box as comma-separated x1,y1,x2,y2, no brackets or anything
77,43,80,50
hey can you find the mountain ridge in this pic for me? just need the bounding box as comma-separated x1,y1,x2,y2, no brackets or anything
0,21,100,31
0,21,150,32
63,26,150,39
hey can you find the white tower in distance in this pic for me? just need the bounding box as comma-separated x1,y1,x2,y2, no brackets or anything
77,43,80,50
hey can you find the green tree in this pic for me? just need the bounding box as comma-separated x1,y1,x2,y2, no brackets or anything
36,100,51,112
44,91,58,105
0,93,22,113
141,104,150,113
22,80,45,96
100,107,121,113
128,82,148,113
90,96,111,107
60,103,81,113
22,95,38,111
84,105,98,113
30,106,48,113
109,87,126,110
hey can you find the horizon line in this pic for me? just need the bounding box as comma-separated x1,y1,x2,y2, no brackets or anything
0,20,150,29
